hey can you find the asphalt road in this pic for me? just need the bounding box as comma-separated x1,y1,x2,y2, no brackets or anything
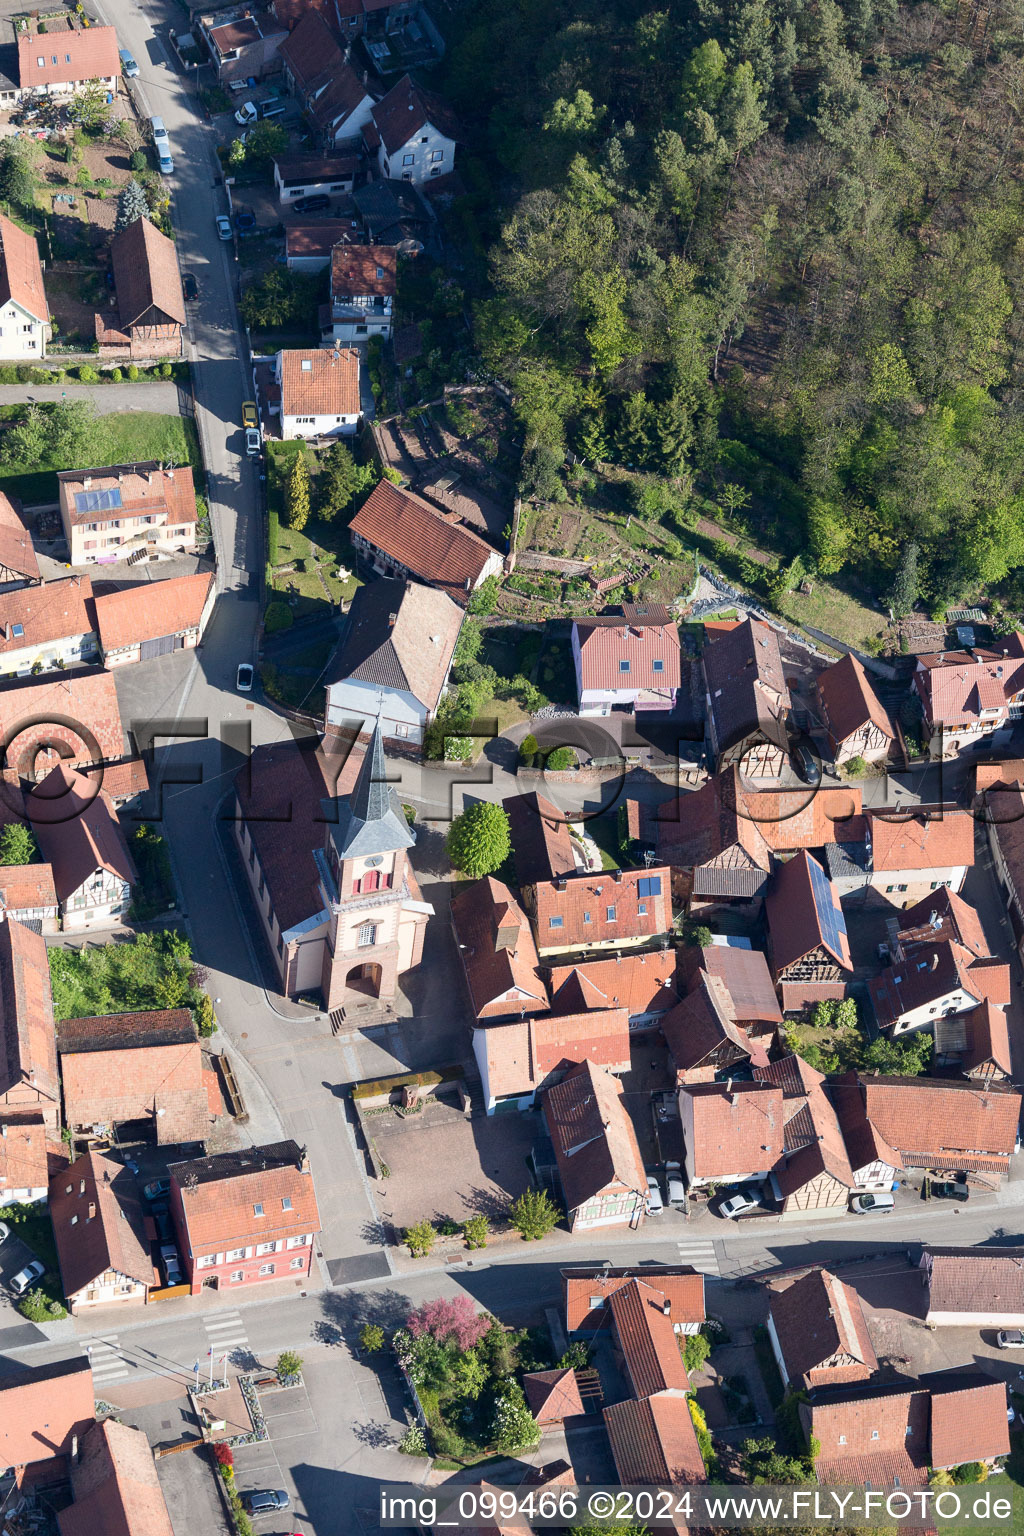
0,381,183,413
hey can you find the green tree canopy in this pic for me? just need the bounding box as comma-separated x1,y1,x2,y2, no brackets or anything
446,802,510,878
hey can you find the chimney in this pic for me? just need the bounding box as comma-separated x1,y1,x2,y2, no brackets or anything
71,1434,79,1465
87,1201,95,1219
79,1179,85,1195
662,1299,671,1316
929,911,939,929
298,1143,309,1172
82,476,92,489
388,612,398,627
931,952,939,971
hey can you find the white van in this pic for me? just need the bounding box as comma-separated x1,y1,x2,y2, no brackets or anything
150,116,173,174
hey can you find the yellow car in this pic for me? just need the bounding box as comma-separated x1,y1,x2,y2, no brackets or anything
242,401,258,430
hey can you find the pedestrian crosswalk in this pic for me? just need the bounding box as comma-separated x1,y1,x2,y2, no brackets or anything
674,1238,721,1275
84,1335,129,1387
202,1308,249,1369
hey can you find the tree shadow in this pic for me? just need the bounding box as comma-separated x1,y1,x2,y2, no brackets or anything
320,1285,411,1337
409,823,448,877
351,1419,395,1448
462,1184,512,1223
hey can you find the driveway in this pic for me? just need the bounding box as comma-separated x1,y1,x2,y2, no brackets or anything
0,381,183,414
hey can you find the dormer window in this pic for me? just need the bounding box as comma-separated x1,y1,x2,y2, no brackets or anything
376,267,384,278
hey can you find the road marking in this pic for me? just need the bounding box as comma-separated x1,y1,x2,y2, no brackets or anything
675,1239,721,1274
203,1310,249,1351
84,1336,130,1385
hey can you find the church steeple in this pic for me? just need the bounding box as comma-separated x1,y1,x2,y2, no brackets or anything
327,724,414,863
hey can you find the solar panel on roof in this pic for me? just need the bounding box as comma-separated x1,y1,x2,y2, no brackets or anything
637,875,662,897
73,487,123,515
807,854,847,959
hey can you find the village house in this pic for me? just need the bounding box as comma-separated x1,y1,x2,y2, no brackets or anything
603,1390,706,1489
523,1368,585,1428
841,1073,1021,1180
868,893,1009,1033
57,1418,176,1536
198,6,287,81
649,774,772,910
50,1150,153,1313
547,950,679,1032
0,213,49,359
731,778,863,855
661,972,769,1086
0,861,59,931
0,1358,95,1490
0,1113,66,1206
169,1139,322,1294
17,22,119,97
563,1264,705,1336
702,617,792,780
0,491,39,590
472,1007,630,1114
679,938,782,1040
766,1268,877,1391
829,1074,903,1192
934,999,1012,1082
274,346,362,438
0,669,126,780
825,807,975,905
814,652,894,767
349,479,503,605
766,849,852,1012
97,218,186,360
324,577,463,752
324,243,396,344
352,176,431,244
57,463,198,566
285,218,363,272
273,0,424,44
450,876,547,1022
0,575,97,679
0,917,59,1128
29,764,136,931
93,572,216,667
235,730,430,1009
571,605,682,716
677,1080,784,1195
365,73,459,185
502,792,578,888
755,1054,855,1218
921,1246,1024,1327
914,637,1024,757
56,1010,212,1147
278,11,376,144
542,1060,647,1231
524,867,672,959
274,151,362,204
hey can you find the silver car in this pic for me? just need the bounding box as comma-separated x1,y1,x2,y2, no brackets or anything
646,1173,664,1214
11,1259,44,1295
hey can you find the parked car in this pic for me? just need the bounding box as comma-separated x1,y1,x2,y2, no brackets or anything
241,1490,290,1515
930,1180,969,1202
292,194,330,214
234,101,258,126
645,1173,664,1214
997,1330,1024,1349
154,1209,174,1244
237,663,254,693
159,1244,182,1286
791,743,821,785
119,48,139,77
0,1221,9,1246
850,1190,896,1214
242,401,258,429
182,272,198,302
717,1186,764,1220
10,1259,45,1295
665,1160,685,1208
216,215,232,241
245,427,262,456
234,209,256,233
143,1179,170,1202
150,116,173,175
259,100,287,120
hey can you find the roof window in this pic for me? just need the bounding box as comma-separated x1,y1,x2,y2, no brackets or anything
301,359,312,371
652,659,664,672
619,659,630,673
549,916,563,928
11,623,23,637
254,1202,265,1216
282,1196,292,1210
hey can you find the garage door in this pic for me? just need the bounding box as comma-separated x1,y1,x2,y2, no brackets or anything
139,633,183,661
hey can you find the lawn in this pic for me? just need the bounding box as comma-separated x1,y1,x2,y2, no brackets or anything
0,411,200,507
266,441,363,619
585,813,624,870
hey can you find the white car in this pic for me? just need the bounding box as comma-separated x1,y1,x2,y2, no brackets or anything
216,215,232,241
234,100,258,126
0,1221,9,1245
997,1330,1024,1349
236,663,254,693
646,1173,664,1214
245,426,261,456
850,1191,895,1215
718,1188,763,1220
10,1259,45,1295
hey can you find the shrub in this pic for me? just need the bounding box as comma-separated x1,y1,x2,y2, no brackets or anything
276,1349,303,1382
544,745,576,771
360,1323,385,1353
213,1442,234,1469
18,1287,67,1321
518,732,539,766
110,367,122,382
462,1215,489,1249
127,363,139,381
843,754,868,777
683,1332,711,1374
160,362,172,377
444,735,473,762
76,364,98,382
404,1219,436,1257
430,1422,467,1460
508,1187,560,1240
559,1340,591,1370
491,1379,539,1454
193,993,215,1037
398,1424,427,1456
953,1462,987,1484
263,600,293,635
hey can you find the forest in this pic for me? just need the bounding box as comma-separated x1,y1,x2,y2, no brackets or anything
438,0,1024,616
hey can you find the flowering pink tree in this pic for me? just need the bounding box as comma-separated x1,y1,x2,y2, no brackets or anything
405,1296,489,1351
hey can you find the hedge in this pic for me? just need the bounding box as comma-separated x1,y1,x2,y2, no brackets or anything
352,1065,464,1101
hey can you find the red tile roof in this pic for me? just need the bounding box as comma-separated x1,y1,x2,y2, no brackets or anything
169,1140,321,1255
610,1278,690,1397
703,617,791,756
477,1008,630,1099
50,1150,153,1298
0,1357,95,1470
976,759,1024,793
0,212,47,323
58,463,197,530
867,809,975,872
18,23,119,89
522,1367,584,1424
962,1000,1012,1078
916,639,1024,727
662,974,768,1079
286,220,360,261
688,942,782,1025
531,867,671,952
810,1383,929,1488
331,244,396,299
767,849,852,973
86,756,149,803
0,1112,63,1195
279,8,344,88
502,791,576,887
451,876,547,1020
831,1071,904,1175
29,764,136,903
0,491,39,580
858,1075,1021,1172
543,1060,646,1216
573,614,681,695
768,1268,877,1389
681,1080,784,1179
350,479,497,605
547,952,678,1020
563,1265,705,1334
111,217,185,330
0,575,94,655
816,653,894,750
603,1392,705,1488
0,861,57,915
58,1418,175,1536
371,74,462,155
735,781,862,852
0,916,58,1107
923,1246,1024,1316
60,1036,209,1145
651,771,771,884
897,887,990,957
94,573,213,654
868,940,1001,1030
930,1378,1009,1469
278,347,360,418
